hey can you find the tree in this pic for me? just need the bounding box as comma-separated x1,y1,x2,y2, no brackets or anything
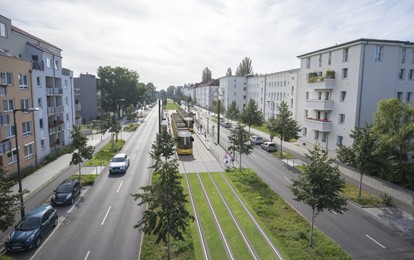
97,66,145,113
143,82,157,104
125,104,138,122
266,101,301,157
202,67,212,83
132,131,193,259
209,100,226,114
290,145,347,247
235,57,253,76
371,98,414,162
226,100,240,120
240,99,263,134
337,124,382,197
0,169,23,231
102,114,122,149
228,123,253,171
166,86,176,100
70,125,94,180
226,67,232,76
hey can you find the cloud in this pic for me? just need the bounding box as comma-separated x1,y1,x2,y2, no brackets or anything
1,0,414,89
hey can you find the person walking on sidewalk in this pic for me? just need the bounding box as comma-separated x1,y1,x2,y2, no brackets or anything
224,151,229,168
230,151,235,167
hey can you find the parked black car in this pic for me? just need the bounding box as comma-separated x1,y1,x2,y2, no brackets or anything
51,179,81,206
5,204,58,251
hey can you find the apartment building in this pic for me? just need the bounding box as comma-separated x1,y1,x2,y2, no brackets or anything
74,73,100,122
218,76,247,112
0,52,36,174
296,38,414,155
195,79,219,109
0,14,75,164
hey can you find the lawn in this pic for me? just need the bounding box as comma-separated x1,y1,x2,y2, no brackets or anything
84,139,125,166
165,100,180,110
69,174,99,186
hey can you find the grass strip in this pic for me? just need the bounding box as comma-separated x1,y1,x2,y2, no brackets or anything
211,172,280,260
199,173,252,259
226,168,351,260
84,139,125,166
187,173,228,259
69,174,98,186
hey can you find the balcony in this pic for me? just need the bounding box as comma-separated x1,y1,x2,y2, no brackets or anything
305,99,333,110
308,78,335,90
48,124,64,135
46,87,63,96
32,61,44,71
305,118,332,132
62,68,71,76
47,106,64,116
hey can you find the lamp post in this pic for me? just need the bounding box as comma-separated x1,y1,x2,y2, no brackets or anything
13,107,39,219
115,99,125,120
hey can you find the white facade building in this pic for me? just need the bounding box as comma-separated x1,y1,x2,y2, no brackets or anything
218,76,247,111
296,38,414,155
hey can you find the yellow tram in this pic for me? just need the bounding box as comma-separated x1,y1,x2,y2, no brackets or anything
171,113,193,155
177,107,194,132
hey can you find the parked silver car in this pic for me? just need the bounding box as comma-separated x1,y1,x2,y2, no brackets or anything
261,142,277,152
250,136,264,145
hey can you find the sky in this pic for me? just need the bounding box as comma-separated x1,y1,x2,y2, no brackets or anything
1,0,414,90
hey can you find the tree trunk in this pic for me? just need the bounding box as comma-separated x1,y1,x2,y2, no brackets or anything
280,137,283,158
239,153,242,172
167,232,171,260
111,132,114,150
78,164,81,181
358,172,363,198
309,207,315,247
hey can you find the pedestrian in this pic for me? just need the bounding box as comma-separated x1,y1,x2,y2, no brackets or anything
224,151,229,168
230,152,235,167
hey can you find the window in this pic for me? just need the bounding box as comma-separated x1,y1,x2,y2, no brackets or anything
305,92,309,99
66,97,68,105
407,92,412,103
337,135,343,145
375,45,384,61
321,132,327,142
397,92,403,100
306,57,310,68
401,48,406,63
399,69,405,80
343,48,349,62
54,60,59,70
342,68,348,79
325,92,330,100
302,127,307,136
41,138,46,150
20,98,29,110
339,114,345,124
319,54,322,67
36,76,41,87
409,69,414,80
328,51,332,65
6,125,15,138
3,99,14,111
66,113,69,121
39,118,44,129
0,22,6,37
46,58,51,68
340,91,347,102
38,97,42,108
7,149,17,164
412,49,414,64
314,130,320,140
22,122,32,136
305,110,308,118
24,143,34,159
18,74,28,88
0,72,13,85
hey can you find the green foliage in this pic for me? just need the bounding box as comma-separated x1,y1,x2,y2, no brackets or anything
225,100,240,120
124,123,139,132
0,169,22,231
84,140,125,166
228,123,253,171
164,101,180,110
235,57,253,76
226,67,232,76
69,125,94,166
209,100,226,114
267,101,300,157
325,70,335,79
202,67,212,83
240,99,263,133
125,104,138,121
97,66,145,113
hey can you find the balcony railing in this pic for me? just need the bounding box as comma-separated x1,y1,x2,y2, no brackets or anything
46,87,63,96
32,61,44,71
305,99,333,110
62,68,71,76
47,106,64,116
305,118,332,132
308,78,335,90
48,125,64,135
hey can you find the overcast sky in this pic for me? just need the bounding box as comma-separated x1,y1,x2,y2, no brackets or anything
2,0,414,90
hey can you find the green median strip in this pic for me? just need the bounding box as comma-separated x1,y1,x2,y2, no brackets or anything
199,173,252,260
187,173,228,259
211,172,280,260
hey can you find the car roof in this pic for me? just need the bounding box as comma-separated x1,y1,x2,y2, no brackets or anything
60,179,77,185
114,153,127,158
27,204,53,217
263,142,275,145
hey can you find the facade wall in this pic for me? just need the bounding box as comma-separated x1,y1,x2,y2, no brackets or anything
219,76,247,112
0,54,36,174
74,73,99,121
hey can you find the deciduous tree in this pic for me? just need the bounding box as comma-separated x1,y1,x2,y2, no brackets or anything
70,125,94,180
240,99,263,134
228,123,253,171
226,100,240,120
226,67,232,76
202,67,212,83
0,169,22,231
235,57,253,76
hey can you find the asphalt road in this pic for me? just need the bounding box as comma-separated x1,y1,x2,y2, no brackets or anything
8,108,158,260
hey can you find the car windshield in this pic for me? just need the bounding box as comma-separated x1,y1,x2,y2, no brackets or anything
268,143,275,147
112,157,125,162
257,137,263,141
56,184,73,193
16,217,41,231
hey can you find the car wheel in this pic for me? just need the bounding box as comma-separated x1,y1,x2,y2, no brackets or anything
36,236,42,248
53,216,58,227
70,197,74,205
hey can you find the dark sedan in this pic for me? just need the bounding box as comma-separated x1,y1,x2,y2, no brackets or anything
51,179,81,206
5,204,58,251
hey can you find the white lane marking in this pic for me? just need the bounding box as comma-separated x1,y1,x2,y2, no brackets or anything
284,177,293,183
136,145,140,151
365,234,386,249
117,181,124,193
132,153,136,160
101,206,112,225
330,210,338,214
84,251,91,260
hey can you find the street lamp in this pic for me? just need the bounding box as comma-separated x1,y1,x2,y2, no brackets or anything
13,107,40,219
115,99,125,120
